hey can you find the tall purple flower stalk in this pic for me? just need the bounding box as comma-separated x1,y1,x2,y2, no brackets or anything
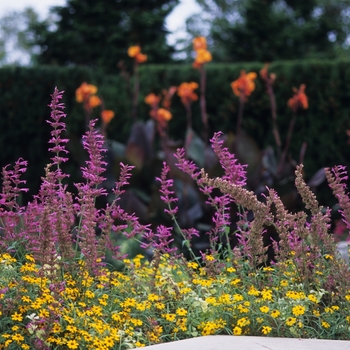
47,87,70,182
74,119,108,274
26,88,75,267
0,158,28,250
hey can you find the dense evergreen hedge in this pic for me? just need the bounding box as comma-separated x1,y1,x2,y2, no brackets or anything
1,60,350,203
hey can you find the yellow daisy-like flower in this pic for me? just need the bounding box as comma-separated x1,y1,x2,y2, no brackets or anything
176,308,188,316
321,321,330,328
270,310,281,318
66,340,79,349
261,326,272,334
11,312,23,322
286,317,296,326
260,306,269,313
292,305,305,316
233,326,242,335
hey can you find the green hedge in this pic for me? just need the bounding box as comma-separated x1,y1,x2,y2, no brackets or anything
1,60,350,203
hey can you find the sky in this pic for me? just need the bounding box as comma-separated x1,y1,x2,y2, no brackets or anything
0,0,201,45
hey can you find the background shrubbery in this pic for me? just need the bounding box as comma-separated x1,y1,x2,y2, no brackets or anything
1,59,350,205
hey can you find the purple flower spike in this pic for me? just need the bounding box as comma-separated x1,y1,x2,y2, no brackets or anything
210,131,247,186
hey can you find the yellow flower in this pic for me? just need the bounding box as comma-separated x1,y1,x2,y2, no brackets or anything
233,326,242,335
321,321,330,328
237,317,250,327
12,333,24,342
11,312,23,322
260,306,269,313
66,340,79,349
261,326,272,334
308,294,318,303
286,317,296,326
226,267,236,273
270,310,280,318
292,305,305,316
280,280,289,287
163,313,176,322
176,308,188,316
187,261,199,269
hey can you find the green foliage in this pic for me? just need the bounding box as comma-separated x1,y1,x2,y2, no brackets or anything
186,0,350,62
2,59,350,206
31,0,179,72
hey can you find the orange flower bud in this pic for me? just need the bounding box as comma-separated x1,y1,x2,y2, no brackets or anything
193,36,207,51
231,71,257,98
88,95,102,108
135,52,147,63
195,49,212,65
287,84,308,113
127,45,141,58
76,82,98,103
145,93,160,106
156,108,172,122
177,82,199,105
101,110,115,124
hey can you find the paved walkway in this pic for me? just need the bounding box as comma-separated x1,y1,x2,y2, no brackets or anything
142,335,350,350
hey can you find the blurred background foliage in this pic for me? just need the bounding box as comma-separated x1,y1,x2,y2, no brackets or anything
1,0,350,67
1,59,350,205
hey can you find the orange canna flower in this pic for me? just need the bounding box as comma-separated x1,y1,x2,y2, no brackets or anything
156,108,172,122
194,48,212,65
101,110,115,124
135,52,147,63
76,82,98,103
145,93,160,106
260,64,276,84
193,36,207,51
128,45,141,58
177,82,199,105
162,86,177,110
287,84,308,112
231,70,257,98
88,95,102,108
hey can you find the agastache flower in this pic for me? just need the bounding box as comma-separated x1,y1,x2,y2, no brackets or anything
156,162,178,217
47,87,69,176
153,225,177,254
79,119,108,195
210,131,247,187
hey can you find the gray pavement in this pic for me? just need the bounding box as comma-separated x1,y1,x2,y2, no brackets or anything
141,335,350,350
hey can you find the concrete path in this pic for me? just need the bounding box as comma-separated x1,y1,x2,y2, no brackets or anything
142,335,350,350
